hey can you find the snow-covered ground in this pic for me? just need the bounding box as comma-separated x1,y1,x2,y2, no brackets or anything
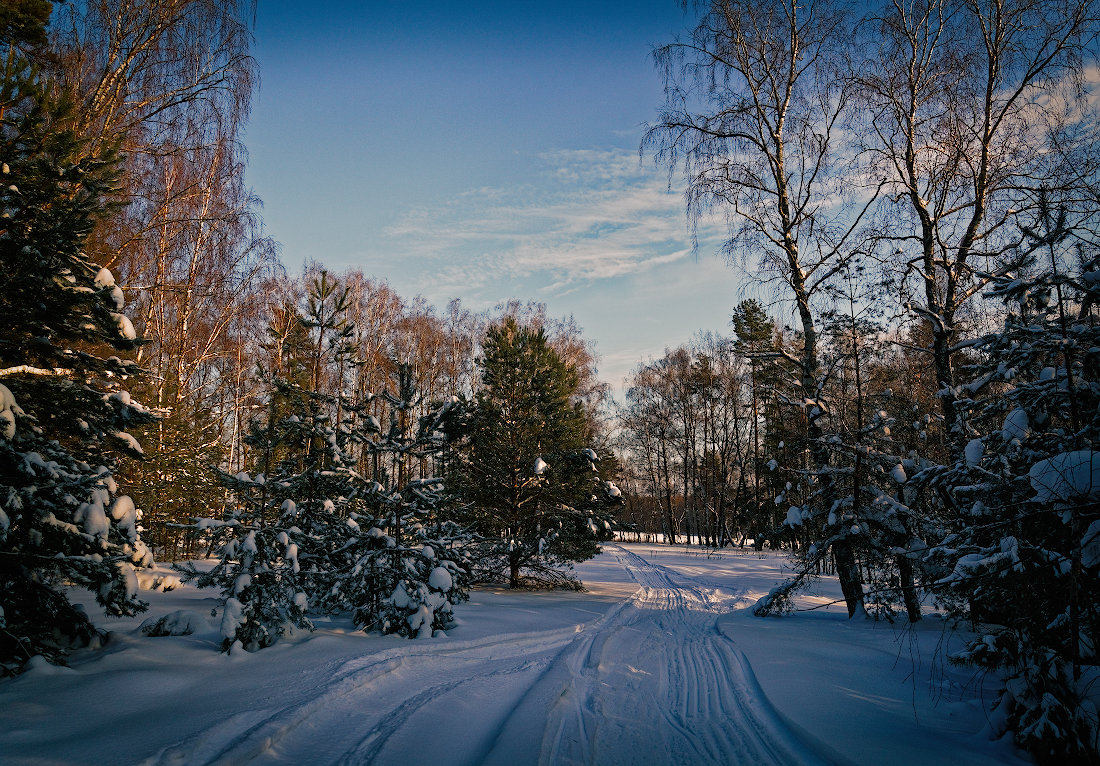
0,542,1030,765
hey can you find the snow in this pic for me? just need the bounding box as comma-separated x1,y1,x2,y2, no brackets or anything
1028,450,1100,502
1001,408,1030,443
389,583,411,609
0,383,24,439
112,430,143,455
221,597,244,641
234,574,252,595
93,268,115,288
111,312,137,341
964,438,984,466
80,499,110,539
109,495,137,535
891,463,908,484
114,562,139,602
139,610,210,637
0,545,1030,766
429,566,453,592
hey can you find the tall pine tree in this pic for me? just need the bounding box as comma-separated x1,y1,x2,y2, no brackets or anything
448,318,619,589
0,17,155,673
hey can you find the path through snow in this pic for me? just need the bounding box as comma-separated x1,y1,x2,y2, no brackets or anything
141,544,836,766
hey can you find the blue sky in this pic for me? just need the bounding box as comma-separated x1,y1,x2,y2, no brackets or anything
244,1,738,397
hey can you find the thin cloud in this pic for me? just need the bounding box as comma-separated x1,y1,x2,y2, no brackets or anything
378,147,723,302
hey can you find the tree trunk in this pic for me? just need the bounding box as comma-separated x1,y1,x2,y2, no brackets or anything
509,556,521,590
897,555,922,623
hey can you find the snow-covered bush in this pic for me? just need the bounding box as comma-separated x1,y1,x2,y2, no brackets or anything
321,384,472,637
335,517,470,638
180,485,313,653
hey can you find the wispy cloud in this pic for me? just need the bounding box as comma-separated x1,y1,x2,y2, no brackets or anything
375,147,723,304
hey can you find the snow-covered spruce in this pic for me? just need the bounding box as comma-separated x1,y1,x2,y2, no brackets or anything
0,54,155,673
321,372,472,638
182,279,470,648
331,515,471,639
178,474,313,653
911,213,1100,762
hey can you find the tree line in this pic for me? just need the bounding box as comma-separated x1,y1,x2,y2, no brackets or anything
615,0,1100,761
0,0,619,673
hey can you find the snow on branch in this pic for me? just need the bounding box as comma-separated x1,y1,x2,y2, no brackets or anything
0,365,73,378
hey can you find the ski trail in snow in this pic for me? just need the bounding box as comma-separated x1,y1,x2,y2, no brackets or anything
485,544,837,766
141,545,836,766
140,617,623,766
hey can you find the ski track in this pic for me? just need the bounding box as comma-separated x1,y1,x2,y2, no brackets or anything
143,545,836,766
526,545,834,766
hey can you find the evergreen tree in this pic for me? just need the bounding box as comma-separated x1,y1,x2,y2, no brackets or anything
448,318,620,589
913,199,1100,762
183,274,471,648
0,32,155,673
0,0,50,51
123,389,224,561
180,272,360,652
731,299,797,547
324,364,471,638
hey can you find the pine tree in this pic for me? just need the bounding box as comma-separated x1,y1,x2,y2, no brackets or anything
180,272,360,652
123,390,225,561
0,34,155,673
183,273,471,647
448,318,620,589
731,299,799,548
325,364,471,638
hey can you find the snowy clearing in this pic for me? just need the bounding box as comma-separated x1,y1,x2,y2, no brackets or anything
0,543,1028,765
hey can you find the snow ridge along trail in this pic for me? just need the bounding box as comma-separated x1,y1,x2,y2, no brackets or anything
142,545,836,766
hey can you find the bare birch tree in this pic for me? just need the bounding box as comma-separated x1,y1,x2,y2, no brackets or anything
856,0,1100,457
645,0,873,615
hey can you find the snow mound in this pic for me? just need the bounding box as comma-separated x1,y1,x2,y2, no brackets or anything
0,383,26,440
112,312,137,341
136,571,180,592
1002,408,1030,443
429,566,453,592
964,438,984,466
94,268,116,288
139,610,211,637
